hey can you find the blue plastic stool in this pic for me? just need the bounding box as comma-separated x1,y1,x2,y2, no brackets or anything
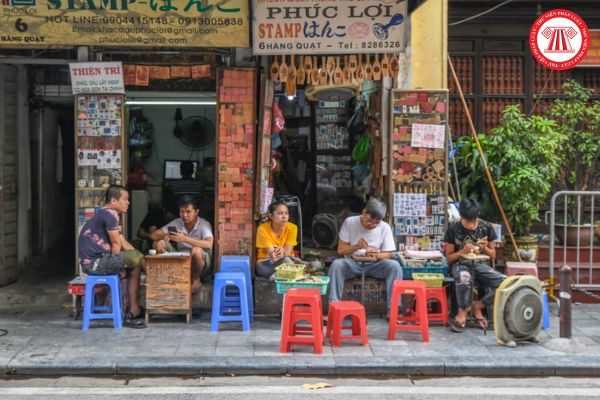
220,255,254,320
542,290,550,330
82,274,122,330
211,272,250,332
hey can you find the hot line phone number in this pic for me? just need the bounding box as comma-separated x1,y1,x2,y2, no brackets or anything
99,16,244,25
361,41,402,49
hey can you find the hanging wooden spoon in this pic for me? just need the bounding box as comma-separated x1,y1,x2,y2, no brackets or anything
356,54,364,84
333,56,343,85
288,54,297,85
381,53,390,77
296,55,306,85
364,54,373,81
312,55,321,85
279,54,288,82
304,55,313,84
348,54,357,83
342,55,351,84
270,56,280,81
390,53,400,79
319,56,328,85
326,56,336,85
372,53,382,81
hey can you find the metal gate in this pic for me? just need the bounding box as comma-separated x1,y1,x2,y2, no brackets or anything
549,191,600,290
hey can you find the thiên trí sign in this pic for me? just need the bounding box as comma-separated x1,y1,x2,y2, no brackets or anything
0,0,249,48
252,0,407,55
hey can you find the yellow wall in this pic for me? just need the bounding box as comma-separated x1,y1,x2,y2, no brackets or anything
411,0,448,89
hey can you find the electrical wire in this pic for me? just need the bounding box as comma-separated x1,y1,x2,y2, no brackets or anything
449,0,515,26
528,74,551,116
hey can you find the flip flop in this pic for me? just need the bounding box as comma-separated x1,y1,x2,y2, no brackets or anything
125,306,145,321
123,318,147,329
475,317,488,336
449,318,466,333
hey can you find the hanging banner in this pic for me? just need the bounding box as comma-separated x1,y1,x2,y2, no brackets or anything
252,0,407,55
0,0,249,48
69,62,125,94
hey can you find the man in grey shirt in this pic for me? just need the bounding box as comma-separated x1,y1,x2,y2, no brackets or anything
151,195,213,294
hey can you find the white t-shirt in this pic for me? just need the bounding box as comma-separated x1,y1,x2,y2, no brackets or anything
162,217,213,253
338,215,396,256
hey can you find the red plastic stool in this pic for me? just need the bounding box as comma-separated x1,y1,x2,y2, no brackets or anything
326,301,368,346
280,288,324,354
424,287,448,327
388,280,429,342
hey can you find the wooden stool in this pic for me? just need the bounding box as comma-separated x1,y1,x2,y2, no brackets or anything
388,280,429,342
326,301,368,346
505,261,538,278
280,288,324,354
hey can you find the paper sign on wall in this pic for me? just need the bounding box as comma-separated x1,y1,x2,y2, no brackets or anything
393,193,427,217
411,123,446,149
69,62,125,95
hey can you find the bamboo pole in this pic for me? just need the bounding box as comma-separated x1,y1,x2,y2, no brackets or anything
448,55,522,262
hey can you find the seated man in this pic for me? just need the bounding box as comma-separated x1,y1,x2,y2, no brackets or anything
136,205,177,250
78,185,145,326
166,160,203,201
444,198,506,333
151,195,213,294
328,198,403,314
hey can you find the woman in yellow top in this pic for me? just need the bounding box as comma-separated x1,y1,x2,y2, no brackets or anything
256,200,300,278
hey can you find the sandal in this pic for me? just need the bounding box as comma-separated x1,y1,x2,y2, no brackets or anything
449,318,466,333
125,306,145,321
123,318,146,329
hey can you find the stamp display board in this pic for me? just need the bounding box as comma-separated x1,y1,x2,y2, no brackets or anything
145,255,192,323
388,90,449,252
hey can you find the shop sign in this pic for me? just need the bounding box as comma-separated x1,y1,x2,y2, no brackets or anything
252,0,407,55
579,30,600,67
69,62,124,94
0,0,249,48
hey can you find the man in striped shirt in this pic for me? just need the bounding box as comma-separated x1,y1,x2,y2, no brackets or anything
166,160,203,202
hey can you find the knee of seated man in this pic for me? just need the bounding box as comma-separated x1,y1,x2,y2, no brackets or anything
191,247,204,257
328,258,346,273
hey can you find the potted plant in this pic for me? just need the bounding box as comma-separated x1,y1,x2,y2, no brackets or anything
547,79,600,245
454,105,565,260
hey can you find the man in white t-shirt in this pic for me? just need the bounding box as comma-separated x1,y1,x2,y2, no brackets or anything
328,198,403,311
151,195,214,294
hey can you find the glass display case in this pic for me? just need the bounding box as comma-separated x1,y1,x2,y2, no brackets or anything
74,94,126,270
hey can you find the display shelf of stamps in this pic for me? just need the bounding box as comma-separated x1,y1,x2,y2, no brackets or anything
388,90,448,252
74,95,126,241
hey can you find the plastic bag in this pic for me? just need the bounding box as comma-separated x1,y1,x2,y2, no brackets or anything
127,166,148,190
347,98,367,135
272,102,285,133
352,135,370,163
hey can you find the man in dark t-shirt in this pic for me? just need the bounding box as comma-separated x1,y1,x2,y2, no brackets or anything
136,206,177,248
444,198,506,333
78,185,145,321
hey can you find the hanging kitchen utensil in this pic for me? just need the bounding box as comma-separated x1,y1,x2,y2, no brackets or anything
319,56,328,85
348,55,357,83
342,55,351,84
304,55,313,84
356,54,364,85
296,55,306,85
381,53,390,77
312,56,321,85
364,54,373,81
390,53,400,79
333,56,343,85
327,56,336,85
372,54,382,81
279,54,288,82
270,56,280,82
287,54,297,95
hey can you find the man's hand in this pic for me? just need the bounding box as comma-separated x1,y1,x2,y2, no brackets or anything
357,238,369,250
155,239,167,253
476,236,488,247
365,247,381,259
169,231,188,243
462,243,478,254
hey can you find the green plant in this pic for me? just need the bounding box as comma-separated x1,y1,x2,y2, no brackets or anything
547,80,600,219
454,105,565,236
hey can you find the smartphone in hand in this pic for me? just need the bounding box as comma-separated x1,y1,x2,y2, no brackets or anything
168,226,177,234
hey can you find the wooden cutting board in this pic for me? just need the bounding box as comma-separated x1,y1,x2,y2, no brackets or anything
279,54,288,82
356,54,364,84
348,55,357,83
381,53,390,77
270,56,279,81
372,54,381,81
333,56,343,85
327,56,336,85
390,53,400,78
312,56,321,85
304,55,312,84
296,55,306,85
364,54,373,81
319,56,328,85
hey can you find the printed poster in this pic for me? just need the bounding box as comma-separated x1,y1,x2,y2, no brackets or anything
411,123,446,149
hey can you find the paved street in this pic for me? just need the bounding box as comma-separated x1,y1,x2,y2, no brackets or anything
0,273,600,377
2,376,600,399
